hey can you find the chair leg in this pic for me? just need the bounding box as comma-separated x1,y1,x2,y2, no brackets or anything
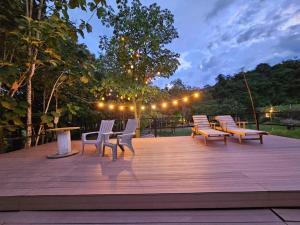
224,136,227,144
128,144,135,154
112,145,117,161
102,145,105,156
81,143,85,155
259,135,263,144
238,135,242,144
204,136,207,145
119,144,125,151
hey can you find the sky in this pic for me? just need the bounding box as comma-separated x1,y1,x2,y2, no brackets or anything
69,0,300,88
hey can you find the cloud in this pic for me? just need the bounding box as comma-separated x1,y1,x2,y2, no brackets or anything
206,0,233,20
177,52,192,72
70,0,300,87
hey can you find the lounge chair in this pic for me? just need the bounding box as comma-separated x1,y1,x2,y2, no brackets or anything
192,115,229,145
81,120,115,154
215,115,268,144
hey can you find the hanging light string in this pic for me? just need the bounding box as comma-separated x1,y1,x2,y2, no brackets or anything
96,92,200,111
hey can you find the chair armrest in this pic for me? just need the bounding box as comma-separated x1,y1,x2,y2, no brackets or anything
117,132,135,140
101,132,114,143
101,132,114,138
113,131,123,135
82,132,99,141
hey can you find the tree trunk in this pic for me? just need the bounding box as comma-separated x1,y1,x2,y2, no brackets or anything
25,74,33,148
35,73,64,146
243,72,259,130
133,98,141,138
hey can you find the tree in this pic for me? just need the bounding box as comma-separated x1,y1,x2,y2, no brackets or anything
0,0,108,147
98,0,179,136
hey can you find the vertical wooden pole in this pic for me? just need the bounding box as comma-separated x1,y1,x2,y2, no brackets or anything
243,72,259,130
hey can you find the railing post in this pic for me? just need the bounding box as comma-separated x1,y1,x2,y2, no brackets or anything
256,111,260,130
154,117,157,137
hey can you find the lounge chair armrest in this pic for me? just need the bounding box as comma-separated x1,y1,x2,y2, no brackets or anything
236,121,248,128
209,122,217,129
220,121,227,130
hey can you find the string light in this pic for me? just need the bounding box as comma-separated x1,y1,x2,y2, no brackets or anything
161,102,167,108
101,97,105,101
98,102,104,108
96,92,200,112
130,65,134,69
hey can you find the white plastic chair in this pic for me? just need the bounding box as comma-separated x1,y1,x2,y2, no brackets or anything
81,120,115,154
116,119,138,153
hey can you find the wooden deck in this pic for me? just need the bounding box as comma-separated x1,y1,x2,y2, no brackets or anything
1,208,299,224
0,135,300,210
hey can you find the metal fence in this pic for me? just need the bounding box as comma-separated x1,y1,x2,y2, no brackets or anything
1,111,300,153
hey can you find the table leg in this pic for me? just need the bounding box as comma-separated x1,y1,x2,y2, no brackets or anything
57,131,71,155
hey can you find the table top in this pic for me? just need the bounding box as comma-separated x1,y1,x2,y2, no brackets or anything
47,127,80,132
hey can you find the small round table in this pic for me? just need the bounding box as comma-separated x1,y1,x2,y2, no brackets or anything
47,127,80,159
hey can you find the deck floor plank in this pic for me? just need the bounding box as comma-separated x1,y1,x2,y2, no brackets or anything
273,208,300,222
0,135,300,210
0,209,283,224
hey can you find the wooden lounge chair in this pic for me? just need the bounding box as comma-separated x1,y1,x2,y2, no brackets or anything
215,115,268,144
192,115,229,145
81,120,115,154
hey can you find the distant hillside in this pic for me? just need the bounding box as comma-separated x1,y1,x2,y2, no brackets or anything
194,60,300,115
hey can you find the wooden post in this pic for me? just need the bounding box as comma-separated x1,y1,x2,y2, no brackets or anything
154,117,157,137
243,72,259,130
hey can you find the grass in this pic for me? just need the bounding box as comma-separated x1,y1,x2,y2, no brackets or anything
247,124,300,139
156,127,192,137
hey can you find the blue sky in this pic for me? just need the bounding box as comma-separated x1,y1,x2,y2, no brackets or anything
69,0,300,88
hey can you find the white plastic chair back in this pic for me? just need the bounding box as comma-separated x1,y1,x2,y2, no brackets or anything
97,120,115,141
123,119,138,134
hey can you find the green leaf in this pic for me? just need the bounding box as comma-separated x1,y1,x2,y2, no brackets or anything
86,23,92,33
80,75,89,84
1,101,14,110
77,28,84,38
47,122,54,128
68,0,79,9
96,7,106,18
41,115,53,124
13,117,23,126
